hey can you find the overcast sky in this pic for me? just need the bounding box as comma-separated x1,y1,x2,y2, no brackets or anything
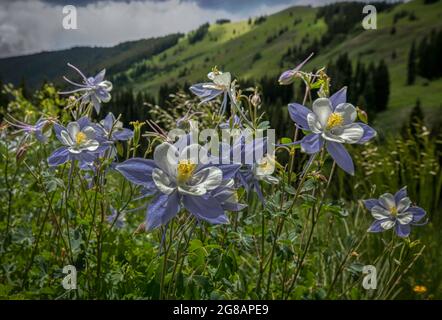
0,0,341,58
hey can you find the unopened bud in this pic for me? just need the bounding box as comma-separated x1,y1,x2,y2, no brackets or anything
251,92,261,108
357,107,368,124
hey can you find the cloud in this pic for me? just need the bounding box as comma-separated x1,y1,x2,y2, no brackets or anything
0,0,297,58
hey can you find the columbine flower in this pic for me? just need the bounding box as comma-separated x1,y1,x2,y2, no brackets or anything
59,63,112,114
214,134,276,203
278,52,314,85
115,137,244,231
190,67,231,114
364,186,427,238
97,112,133,142
5,116,52,143
288,87,376,175
48,116,100,166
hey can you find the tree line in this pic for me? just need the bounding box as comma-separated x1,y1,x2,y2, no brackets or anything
407,29,442,85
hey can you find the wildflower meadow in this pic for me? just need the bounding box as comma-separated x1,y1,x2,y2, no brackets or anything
1,57,440,300
0,0,441,303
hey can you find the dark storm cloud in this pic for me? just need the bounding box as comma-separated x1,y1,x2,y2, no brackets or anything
1,0,344,58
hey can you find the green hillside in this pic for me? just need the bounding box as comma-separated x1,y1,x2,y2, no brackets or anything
114,0,442,132
0,34,182,88
1,0,441,132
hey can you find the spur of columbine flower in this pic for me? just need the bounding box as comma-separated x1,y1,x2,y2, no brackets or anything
5,116,52,143
48,116,101,166
115,137,245,231
364,186,427,238
288,87,376,175
59,63,112,114
278,52,314,85
190,67,231,115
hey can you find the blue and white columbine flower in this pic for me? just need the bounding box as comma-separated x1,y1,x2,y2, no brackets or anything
190,68,231,115
97,112,133,142
60,63,112,114
288,87,376,175
48,116,100,166
5,117,52,143
364,187,427,238
213,134,276,203
115,138,244,231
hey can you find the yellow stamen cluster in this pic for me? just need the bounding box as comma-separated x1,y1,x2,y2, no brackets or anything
259,158,273,172
211,66,220,75
177,160,197,183
326,113,344,129
75,132,87,145
390,207,398,217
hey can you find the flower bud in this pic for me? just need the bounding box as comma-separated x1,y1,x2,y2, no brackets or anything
130,120,144,146
278,69,296,85
251,91,261,108
356,107,368,124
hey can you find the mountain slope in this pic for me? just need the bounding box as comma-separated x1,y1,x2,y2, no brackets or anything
114,0,441,132
0,0,441,132
0,34,182,89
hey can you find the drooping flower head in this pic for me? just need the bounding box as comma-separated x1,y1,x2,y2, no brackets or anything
116,135,245,231
5,116,52,143
190,67,231,115
48,116,101,167
59,63,113,114
288,87,376,174
278,52,314,85
364,187,427,238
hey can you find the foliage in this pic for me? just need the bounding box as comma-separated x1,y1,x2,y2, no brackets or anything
0,57,438,301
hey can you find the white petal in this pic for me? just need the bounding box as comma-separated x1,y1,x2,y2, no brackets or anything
333,124,364,144
84,140,99,151
67,122,80,140
154,142,179,177
82,126,96,140
371,205,391,220
60,130,74,146
312,98,332,127
397,212,413,225
178,185,206,196
189,167,223,191
213,72,231,88
379,193,396,210
334,103,356,124
68,146,82,154
397,197,411,213
179,144,208,167
307,113,323,133
380,220,395,230
152,168,175,195
99,80,113,91
322,131,345,143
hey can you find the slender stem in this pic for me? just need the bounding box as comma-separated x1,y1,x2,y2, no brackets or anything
285,160,336,298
